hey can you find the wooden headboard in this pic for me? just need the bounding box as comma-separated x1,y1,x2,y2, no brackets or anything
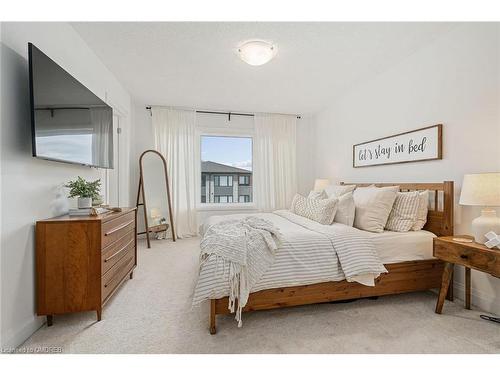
340,181,454,237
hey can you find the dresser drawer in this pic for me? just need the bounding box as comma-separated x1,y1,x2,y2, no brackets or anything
102,211,135,248
101,247,135,302
434,241,500,276
102,230,135,275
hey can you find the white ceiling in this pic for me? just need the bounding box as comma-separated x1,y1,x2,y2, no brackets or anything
71,22,457,115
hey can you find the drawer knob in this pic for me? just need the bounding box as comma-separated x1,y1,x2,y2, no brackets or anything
460,254,468,259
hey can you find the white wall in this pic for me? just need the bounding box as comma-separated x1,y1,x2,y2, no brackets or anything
0,22,131,349
314,23,500,314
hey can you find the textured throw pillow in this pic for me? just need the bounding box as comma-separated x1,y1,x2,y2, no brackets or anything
333,192,355,226
324,184,356,198
411,190,429,231
385,191,420,232
353,186,399,233
308,190,328,200
290,194,338,225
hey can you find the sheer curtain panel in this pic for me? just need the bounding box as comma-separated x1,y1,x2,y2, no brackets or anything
254,113,298,211
152,107,198,238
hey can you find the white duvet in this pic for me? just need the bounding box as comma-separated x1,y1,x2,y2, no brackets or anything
193,210,387,306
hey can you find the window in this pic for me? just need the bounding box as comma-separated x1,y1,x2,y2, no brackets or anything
239,175,250,185
215,175,233,187
214,195,233,203
201,135,253,204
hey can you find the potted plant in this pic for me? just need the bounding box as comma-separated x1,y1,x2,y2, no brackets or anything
65,176,101,209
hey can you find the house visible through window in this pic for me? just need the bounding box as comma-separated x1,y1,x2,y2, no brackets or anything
201,136,253,204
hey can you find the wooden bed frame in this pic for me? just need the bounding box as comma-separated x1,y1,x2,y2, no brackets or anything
209,181,454,334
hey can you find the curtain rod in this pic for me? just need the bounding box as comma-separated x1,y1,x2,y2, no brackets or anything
145,106,301,120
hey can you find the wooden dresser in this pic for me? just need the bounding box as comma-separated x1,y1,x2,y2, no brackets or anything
36,207,137,326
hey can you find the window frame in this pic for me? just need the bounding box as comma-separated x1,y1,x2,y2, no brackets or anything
197,128,255,210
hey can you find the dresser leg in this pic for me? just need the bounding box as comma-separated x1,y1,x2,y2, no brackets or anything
465,267,471,309
47,315,53,327
435,262,454,314
96,309,102,321
129,271,134,279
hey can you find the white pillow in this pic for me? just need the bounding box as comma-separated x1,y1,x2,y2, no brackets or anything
353,186,399,233
324,184,356,198
385,191,420,232
290,194,338,225
411,190,429,231
333,192,355,226
308,190,328,200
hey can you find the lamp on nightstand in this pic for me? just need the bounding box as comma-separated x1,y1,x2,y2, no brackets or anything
459,173,500,243
150,207,162,225
313,178,330,192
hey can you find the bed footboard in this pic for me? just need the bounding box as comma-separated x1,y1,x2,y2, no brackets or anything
208,259,447,334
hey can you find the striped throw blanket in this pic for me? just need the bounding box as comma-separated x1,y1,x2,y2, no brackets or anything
199,216,283,327
193,211,387,327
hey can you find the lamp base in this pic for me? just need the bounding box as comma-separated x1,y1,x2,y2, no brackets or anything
472,209,500,244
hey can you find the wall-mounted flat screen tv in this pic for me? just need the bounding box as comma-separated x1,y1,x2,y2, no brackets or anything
29,43,113,169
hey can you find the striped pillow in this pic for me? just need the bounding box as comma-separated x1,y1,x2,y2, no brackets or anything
411,190,429,231
385,191,420,232
290,194,338,225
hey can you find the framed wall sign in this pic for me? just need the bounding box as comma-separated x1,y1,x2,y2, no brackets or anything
353,124,442,168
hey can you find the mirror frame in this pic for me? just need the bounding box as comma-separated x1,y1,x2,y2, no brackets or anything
136,149,176,248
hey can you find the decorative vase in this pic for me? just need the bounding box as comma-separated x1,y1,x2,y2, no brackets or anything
77,197,92,209
472,208,500,244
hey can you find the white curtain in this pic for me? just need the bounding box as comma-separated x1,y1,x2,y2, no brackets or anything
90,107,113,168
152,107,198,238
254,113,297,211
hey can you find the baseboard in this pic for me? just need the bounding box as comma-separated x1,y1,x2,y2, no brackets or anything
453,281,500,316
1,316,44,351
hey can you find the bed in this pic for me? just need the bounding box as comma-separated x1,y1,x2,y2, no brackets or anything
198,182,454,334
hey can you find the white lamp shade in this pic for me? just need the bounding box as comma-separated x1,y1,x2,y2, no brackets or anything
150,208,162,219
237,40,277,66
459,173,500,206
313,179,330,192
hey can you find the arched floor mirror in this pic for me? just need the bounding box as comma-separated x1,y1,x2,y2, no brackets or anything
136,149,176,248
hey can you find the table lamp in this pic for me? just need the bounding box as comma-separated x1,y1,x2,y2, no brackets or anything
459,173,500,243
313,178,330,192
150,208,162,224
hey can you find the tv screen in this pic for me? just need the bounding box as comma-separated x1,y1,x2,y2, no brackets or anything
29,43,113,169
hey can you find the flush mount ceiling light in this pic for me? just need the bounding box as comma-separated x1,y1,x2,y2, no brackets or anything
237,40,277,66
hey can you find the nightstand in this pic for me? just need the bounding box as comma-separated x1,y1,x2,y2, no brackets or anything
433,236,500,314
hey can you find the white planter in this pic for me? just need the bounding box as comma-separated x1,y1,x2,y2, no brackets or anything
77,197,92,209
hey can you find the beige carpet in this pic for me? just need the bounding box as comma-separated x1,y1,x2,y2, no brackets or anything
20,237,500,354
